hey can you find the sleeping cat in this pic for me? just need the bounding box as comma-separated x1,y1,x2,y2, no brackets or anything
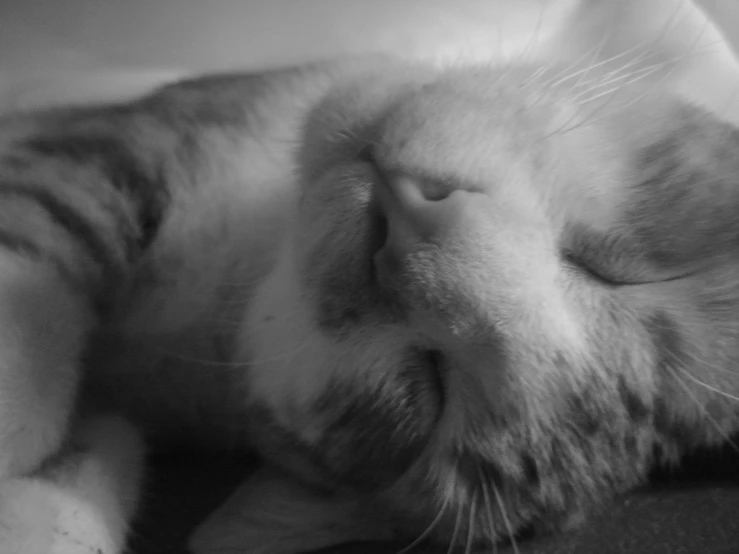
2,37,739,554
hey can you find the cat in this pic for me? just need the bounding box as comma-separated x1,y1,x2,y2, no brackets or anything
2,3,739,554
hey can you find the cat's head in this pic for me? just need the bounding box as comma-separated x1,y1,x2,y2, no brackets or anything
240,61,739,549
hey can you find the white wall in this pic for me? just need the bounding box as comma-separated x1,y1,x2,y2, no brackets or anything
1,0,736,74
1,0,738,114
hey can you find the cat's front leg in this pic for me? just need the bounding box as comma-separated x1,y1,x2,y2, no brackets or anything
0,96,175,550
0,414,145,554
0,253,92,479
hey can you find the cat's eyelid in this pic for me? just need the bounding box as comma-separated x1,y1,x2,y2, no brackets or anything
562,249,697,287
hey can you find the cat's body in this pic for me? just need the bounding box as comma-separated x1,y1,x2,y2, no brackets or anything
2,50,739,554
81,63,347,446
0,59,386,442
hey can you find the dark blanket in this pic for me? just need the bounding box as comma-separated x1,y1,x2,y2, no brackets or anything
131,446,739,554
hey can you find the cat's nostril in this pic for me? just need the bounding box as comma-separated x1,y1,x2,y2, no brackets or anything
367,204,389,266
372,170,459,256
360,143,452,205
357,143,377,165
360,143,479,280
423,349,447,416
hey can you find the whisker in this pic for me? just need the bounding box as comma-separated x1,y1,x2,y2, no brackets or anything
543,41,657,91
464,492,477,554
672,364,739,404
601,11,718,107
542,61,663,140
572,67,668,106
565,46,654,96
520,0,548,64
531,30,612,90
545,30,727,139
248,334,315,366
556,33,724,138
542,0,720,102
519,64,551,89
445,499,464,554
642,319,739,377
477,466,498,554
552,62,676,137
397,496,450,554
495,1,550,86
569,60,668,103
152,347,249,367
681,350,739,376
666,365,739,456
492,483,520,554
561,43,659,105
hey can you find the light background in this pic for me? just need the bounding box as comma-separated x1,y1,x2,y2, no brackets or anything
1,0,737,72
0,0,738,118
1,1,738,91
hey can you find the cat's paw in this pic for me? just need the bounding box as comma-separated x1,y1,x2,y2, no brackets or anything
0,415,145,554
189,467,396,554
0,256,93,480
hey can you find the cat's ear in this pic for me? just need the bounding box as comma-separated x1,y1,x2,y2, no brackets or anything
188,466,396,554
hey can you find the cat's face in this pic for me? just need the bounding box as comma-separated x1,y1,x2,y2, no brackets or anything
241,62,739,546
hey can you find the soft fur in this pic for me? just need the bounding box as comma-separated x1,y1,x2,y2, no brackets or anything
1,2,739,554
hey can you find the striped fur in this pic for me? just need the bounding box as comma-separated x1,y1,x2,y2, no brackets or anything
1,53,739,554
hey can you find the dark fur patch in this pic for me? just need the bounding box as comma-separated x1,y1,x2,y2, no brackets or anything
0,182,125,281
0,227,43,258
24,130,169,251
309,225,405,334
313,277,403,332
455,449,507,490
313,349,441,490
565,393,602,436
617,376,651,424
626,115,739,270
645,311,685,373
313,266,367,329
243,402,338,491
520,454,541,486
643,311,698,446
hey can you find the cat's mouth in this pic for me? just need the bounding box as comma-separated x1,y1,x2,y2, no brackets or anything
245,341,448,493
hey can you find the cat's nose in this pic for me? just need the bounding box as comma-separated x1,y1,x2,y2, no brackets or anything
368,156,471,270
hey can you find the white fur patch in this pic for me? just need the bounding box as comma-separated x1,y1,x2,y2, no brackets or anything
0,255,90,478
0,415,144,554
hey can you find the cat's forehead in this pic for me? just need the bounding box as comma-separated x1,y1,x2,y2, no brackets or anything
305,62,739,241
365,68,631,232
